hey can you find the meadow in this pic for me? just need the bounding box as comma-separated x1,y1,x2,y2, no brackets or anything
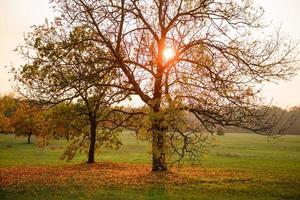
0,133,300,200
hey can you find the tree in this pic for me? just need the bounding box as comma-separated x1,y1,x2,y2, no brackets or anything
10,100,44,144
17,0,297,171
216,127,225,136
0,95,46,143
42,103,122,162
0,95,17,133
15,26,126,163
284,107,300,135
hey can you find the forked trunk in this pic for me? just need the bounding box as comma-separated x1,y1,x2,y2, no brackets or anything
152,116,167,171
87,117,97,164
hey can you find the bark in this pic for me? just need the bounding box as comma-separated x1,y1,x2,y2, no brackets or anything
27,131,32,144
151,111,167,171
151,35,167,172
87,116,97,163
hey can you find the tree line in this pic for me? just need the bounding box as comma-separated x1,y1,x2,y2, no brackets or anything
1,94,299,163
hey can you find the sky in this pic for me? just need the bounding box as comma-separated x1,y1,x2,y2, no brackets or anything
0,0,299,108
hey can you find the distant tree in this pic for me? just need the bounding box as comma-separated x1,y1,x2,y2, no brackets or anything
216,127,225,136
285,107,300,135
17,0,297,171
0,95,17,133
43,103,77,141
10,100,44,144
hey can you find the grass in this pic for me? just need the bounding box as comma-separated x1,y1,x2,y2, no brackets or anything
0,132,300,199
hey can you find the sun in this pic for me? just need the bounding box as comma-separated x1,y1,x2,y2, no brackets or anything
163,48,175,60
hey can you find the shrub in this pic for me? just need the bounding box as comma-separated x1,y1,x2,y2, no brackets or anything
216,127,225,136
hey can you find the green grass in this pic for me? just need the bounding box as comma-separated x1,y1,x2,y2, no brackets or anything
0,133,151,166
1,133,300,199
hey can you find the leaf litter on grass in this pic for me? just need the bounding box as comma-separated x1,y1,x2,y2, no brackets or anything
0,162,253,190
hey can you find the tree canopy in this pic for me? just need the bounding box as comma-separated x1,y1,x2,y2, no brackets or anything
15,26,126,163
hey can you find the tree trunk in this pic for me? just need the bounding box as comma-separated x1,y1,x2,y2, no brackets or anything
151,36,167,171
87,116,97,164
152,112,167,171
27,131,32,144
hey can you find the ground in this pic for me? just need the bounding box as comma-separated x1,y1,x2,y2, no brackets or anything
0,133,300,199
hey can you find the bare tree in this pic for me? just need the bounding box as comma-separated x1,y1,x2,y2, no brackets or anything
18,0,297,171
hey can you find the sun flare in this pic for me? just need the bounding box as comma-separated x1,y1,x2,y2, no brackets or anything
163,48,175,60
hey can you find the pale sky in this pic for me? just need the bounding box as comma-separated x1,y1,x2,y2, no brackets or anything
0,0,299,108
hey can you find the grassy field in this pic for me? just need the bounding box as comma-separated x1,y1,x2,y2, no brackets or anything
0,133,300,199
